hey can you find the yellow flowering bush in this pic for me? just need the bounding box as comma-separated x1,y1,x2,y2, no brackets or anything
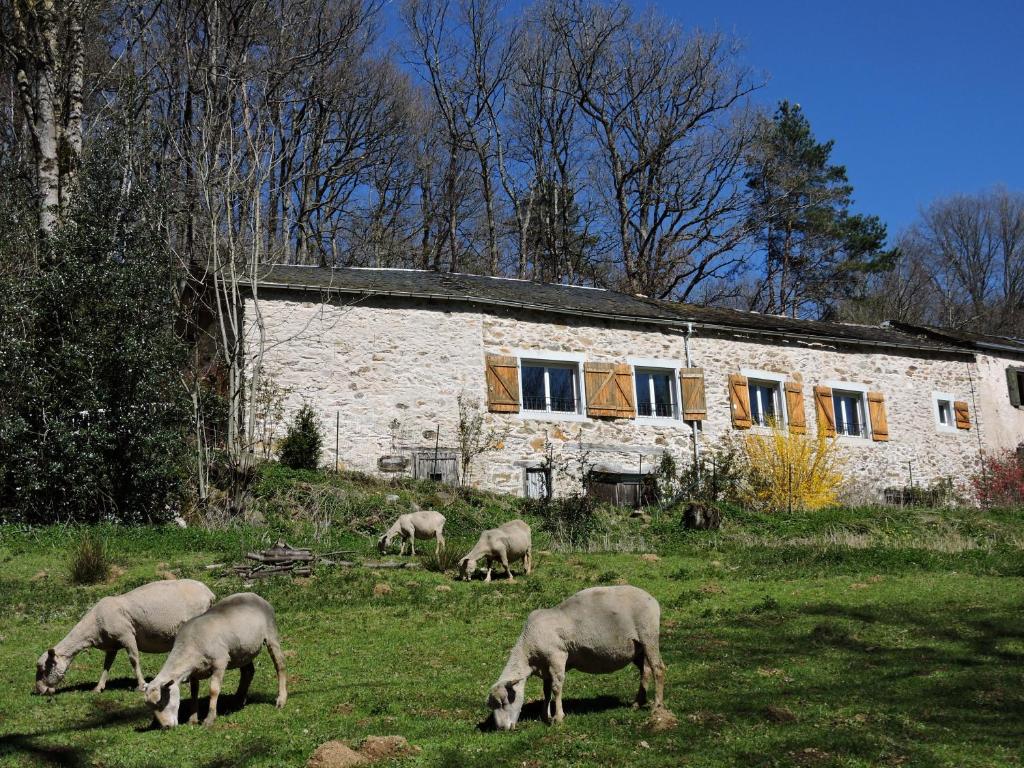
740,426,845,513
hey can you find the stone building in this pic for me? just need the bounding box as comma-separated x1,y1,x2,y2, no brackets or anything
243,265,1024,502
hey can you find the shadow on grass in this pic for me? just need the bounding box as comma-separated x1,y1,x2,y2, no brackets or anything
0,705,142,767
476,694,624,731
674,597,1024,765
53,677,140,696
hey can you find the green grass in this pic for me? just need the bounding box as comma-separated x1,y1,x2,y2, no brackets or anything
1,471,1023,767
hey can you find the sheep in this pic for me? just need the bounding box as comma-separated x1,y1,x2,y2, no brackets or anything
459,519,532,582
487,585,665,730
143,592,287,728
34,579,215,695
377,504,446,556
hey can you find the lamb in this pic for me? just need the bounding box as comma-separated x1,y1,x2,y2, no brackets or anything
459,519,532,582
377,503,446,555
34,579,215,695
144,592,287,728
487,585,665,730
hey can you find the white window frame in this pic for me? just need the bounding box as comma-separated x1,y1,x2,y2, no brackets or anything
741,368,789,428
629,357,681,424
514,350,586,422
824,380,871,441
932,391,958,434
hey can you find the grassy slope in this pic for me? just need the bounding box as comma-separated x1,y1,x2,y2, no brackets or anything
1,468,1023,768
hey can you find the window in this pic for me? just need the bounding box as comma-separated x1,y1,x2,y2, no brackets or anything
749,380,782,426
833,390,867,437
521,362,579,413
932,391,957,433
1009,366,1024,408
635,369,676,418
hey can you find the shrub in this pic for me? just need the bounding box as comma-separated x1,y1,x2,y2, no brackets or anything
68,531,111,585
278,403,324,470
537,493,602,549
421,545,463,574
972,451,1024,507
677,438,745,504
739,427,845,514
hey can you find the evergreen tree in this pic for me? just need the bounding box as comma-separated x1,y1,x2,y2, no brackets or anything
524,177,598,284
745,101,896,318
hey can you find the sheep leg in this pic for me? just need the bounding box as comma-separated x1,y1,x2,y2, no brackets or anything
266,639,288,709
203,664,226,726
484,557,493,583
549,656,567,724
642,641,667,709
634,660,650,708
436,532,445,553
122,637,146,691
525,549,533,575
543,676,554,722
188,678,200,724
501,552,514,582
236,662,255,707
93,649,118,693
399,538,407,556
410,536,416,556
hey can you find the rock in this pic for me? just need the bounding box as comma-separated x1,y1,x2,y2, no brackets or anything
640,553,660,563
681,501,722,530
359,736,419,761
647,707,679,732
157,570,177,580
373,583,392,597
308,741,368,768
435,585,452,592
173,515,188,528
384,494,401,504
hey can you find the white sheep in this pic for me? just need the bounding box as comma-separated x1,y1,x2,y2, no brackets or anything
34,579,215,695
487,585,666,729
377,504,446,555
459,519,532,582
144,592,287,728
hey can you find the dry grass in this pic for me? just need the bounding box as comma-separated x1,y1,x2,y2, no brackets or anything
67,531,111,585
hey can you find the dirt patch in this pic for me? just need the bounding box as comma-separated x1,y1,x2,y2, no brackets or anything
157,570,177,580
308,741,367,768
373,583,392,597
640,553,660,563
359,736,419,761
435,585,452,593
765,705,797,723
647,706,678,732
30,570,48,582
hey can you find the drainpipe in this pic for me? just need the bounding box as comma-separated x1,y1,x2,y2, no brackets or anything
683,322,700,472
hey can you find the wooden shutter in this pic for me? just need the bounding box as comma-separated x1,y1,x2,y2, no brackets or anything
1007,368,1022,408
954,400,971,430
584,363,635,418
813,386,836,437
728,374,751,429
784,382,806,434
867,391,889,442
484,354,520,413
680,368,706,421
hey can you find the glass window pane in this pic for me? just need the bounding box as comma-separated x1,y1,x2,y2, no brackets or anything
547,367,576,412
522,365,545,411
750,382,777,426
652,373,673,417
636,372,653,416
834,393,861,436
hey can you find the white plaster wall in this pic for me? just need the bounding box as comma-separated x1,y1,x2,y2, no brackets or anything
974,353,1024,454
247,292,991,500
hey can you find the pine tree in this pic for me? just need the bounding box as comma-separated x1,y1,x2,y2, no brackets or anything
745,102,896,318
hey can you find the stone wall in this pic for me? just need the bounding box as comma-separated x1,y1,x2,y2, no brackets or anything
247,291,987,501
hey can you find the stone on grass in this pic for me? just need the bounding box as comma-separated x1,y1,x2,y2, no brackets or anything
640,553,660,563
373,583,392,597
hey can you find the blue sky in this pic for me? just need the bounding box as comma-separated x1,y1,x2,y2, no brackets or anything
630,0,1024,236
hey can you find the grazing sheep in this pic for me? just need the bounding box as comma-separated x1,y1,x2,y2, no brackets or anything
459,520,532,582
34,579,215,695
144,592,287,728
487,585,665,730
377,504,446,555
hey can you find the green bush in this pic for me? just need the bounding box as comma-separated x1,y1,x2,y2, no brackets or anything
278,404,324,470
68,531,111,585
537,493,602,549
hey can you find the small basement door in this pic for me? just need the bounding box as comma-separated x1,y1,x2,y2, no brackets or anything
411,449,459,485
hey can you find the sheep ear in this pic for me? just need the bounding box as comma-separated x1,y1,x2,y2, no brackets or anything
46,649,56,666
505,680,517,703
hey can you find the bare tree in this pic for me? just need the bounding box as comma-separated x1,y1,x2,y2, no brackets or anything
545,1,758,300
1,0,86,236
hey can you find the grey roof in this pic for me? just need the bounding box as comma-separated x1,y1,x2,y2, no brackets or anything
891,322,1024,357
254,265,966,355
